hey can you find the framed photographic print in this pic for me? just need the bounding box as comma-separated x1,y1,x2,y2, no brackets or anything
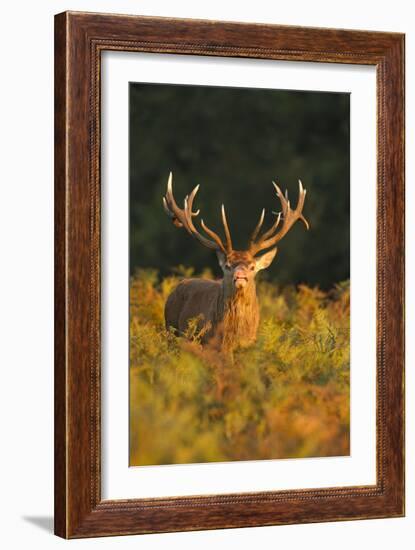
54,11,405,538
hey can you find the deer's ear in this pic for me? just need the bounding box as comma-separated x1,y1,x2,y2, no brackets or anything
255,247,278,272
216,250,227,270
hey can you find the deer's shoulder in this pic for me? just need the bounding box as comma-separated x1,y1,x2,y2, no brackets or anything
175,278,222,292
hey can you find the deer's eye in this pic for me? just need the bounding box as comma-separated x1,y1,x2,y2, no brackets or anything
250,265,255,271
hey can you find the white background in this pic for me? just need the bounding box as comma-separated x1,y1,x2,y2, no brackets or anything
102,53,376,499
0,1,412,549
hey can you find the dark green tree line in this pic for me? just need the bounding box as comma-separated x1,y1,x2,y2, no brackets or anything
129,83,349,288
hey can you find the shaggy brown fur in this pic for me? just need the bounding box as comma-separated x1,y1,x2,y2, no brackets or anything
164,250,274,351
221,285,259,351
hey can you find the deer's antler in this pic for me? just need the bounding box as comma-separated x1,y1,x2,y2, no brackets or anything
163,172,233,254
249,180,309,256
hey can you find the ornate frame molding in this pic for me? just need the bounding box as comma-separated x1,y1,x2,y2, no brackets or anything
55,11,404,538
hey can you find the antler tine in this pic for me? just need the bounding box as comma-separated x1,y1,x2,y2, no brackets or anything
186,184,201,216
200,219,227,253
297,180,309,230
221,204,233,253
163,172,182,224
163,172,227,253
249,180,309,255
249,208,265,244
185,185,227,252
259,211,282,242
163,196,175,219
273,182,290,216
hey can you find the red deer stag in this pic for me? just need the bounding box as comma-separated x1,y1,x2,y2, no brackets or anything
163,173,309,351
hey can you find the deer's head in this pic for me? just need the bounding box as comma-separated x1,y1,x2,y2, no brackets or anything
163,173,309,293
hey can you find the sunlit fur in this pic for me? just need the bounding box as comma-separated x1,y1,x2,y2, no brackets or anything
164,249,277,351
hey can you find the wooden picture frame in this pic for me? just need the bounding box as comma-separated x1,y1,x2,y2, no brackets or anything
54,11,405,538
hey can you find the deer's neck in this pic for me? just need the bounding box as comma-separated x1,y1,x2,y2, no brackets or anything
217,281,259,350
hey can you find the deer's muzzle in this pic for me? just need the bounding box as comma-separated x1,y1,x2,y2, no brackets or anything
234,268,249,288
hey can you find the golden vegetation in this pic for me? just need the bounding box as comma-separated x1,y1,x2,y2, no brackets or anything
130,268,350,466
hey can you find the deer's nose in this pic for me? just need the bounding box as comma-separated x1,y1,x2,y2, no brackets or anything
234,267,248,279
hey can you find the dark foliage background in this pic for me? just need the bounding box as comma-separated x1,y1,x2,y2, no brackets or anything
129,83,349,288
